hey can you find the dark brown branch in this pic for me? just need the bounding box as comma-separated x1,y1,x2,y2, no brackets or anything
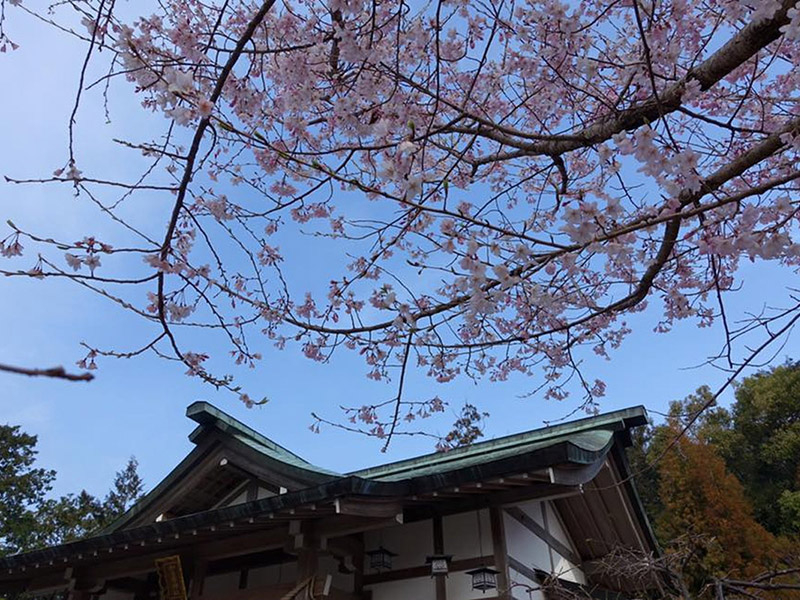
469,0,796,164
0,362,94,382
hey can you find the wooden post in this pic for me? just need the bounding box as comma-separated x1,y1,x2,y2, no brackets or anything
188,560,207,600
353,533,365,596
296,522,320,581
490,507,511,600
236,483,259,591
433,515,447,600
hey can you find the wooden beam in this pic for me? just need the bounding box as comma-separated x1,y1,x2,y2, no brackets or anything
326,534,363,560
363,555,493,585
541,503,555,573
206,549,290,576
317,514,404,537
78,527,290,584
128,445,226,528
433,515,447,600
18,570,72,594
507,556,542,588
504,507,581,567
334,498,403,519
490,507,511,600
67,514,393,591
198,578,345,600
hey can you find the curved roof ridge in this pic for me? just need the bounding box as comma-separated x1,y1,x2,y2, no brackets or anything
349,405,647,480
187,400,332,471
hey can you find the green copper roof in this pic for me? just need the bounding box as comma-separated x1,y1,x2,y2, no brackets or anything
187,401,341,477
185,402,646,483
350,406,646,481
104,403,646,532
0,403,655,578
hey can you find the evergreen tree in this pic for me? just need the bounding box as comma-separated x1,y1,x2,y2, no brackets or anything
0,425,55,555
0,426,143,556
720,361,800,536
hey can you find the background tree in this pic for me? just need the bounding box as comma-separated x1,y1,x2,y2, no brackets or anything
0,425,55,556
635,364,800,537
29,457,144,548
718,361,800,536
0,426,143,556
653,418,782,596
628,366,800,597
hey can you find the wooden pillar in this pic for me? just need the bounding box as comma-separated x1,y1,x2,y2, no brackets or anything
490,507,511,600
353,533,365,596
433,515,447,600
296,521,320,581
188,560,207,600
236,484,259,591
136,572,159,600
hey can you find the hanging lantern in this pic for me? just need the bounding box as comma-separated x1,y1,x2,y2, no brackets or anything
466,567,500,593
365,546,397,572
426,554,453,577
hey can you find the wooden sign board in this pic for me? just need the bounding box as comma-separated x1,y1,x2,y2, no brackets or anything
155,556,187,600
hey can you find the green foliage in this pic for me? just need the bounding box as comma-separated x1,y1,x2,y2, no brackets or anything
0,425,55,556
721,361,800,536
631,363,800,536
0,424,143,557
628,365,800,597
626,425,662,521
778,490,800,533
29,457,143,548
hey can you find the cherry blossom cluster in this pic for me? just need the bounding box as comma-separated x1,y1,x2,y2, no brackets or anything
4,0,800,444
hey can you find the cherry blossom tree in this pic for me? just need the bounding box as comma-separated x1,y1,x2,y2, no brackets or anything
3,0,800,446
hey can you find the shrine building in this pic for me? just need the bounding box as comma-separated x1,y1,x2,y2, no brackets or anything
0,402,659,600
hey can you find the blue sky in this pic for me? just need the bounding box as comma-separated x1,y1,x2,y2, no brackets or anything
1,4,799,502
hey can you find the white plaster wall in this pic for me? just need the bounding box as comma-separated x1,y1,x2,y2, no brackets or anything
503,512,552,572
363,519,433,571
508,567,546,600
219,485,275,508
224,489,249,507
541,501,585,584
503,501,586,585
517,500,543,526
543,502,570,546
365,576,433,600
443,509,493,559
318,555,354,592
257,486,275,499
551,555,585,584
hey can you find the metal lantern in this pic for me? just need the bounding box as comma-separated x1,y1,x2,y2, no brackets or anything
366,546,397,572
426,554,453,577
466,567,500,593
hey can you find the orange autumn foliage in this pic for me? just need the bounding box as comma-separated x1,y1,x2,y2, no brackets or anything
656,426,783,596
